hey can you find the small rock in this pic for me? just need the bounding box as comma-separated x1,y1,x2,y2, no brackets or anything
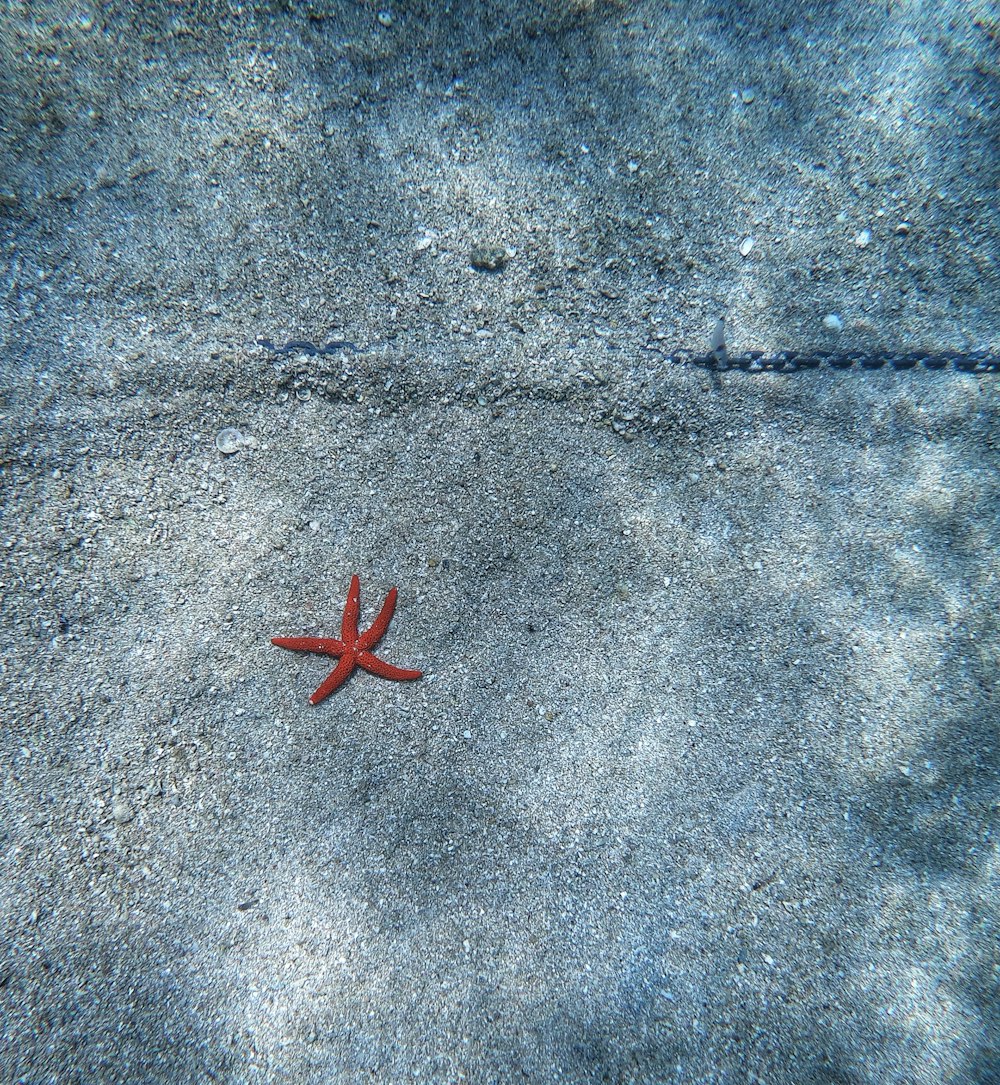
739,236,754,257
854,228,872,248
823,313,844,333
377,10,393,26
470,244,509,272
112,799,134,824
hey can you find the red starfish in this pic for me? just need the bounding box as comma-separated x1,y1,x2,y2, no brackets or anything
272,574,423,704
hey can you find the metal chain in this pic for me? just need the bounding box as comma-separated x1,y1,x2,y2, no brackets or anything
259,336,999,373
644,345,1000,372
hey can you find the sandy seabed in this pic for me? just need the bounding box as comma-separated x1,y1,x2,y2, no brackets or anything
1,2,998,1083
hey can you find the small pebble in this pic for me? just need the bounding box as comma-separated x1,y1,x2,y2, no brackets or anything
823,313,844,333
377,10,393,26
470,244,509,272
739,236,754,257
855,228,872,248
112,799,134,824
740,87,756,104
215,428,243,455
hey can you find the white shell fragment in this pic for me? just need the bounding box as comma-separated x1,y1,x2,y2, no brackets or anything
739,237,754,257
215,427,244,455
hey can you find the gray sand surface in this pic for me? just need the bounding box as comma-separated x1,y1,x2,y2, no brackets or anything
1,2,998,1083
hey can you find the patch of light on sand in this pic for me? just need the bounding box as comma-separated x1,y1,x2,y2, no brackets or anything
225,854,375,1061
506,694,686,852
833,617,944,785
846,876,984,1080
862,954,972,1080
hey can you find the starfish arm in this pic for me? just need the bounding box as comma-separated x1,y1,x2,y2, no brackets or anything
341,574,361,644
271,636,346,656
309,654,357,705
357,650,423,682
356,587,398,651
